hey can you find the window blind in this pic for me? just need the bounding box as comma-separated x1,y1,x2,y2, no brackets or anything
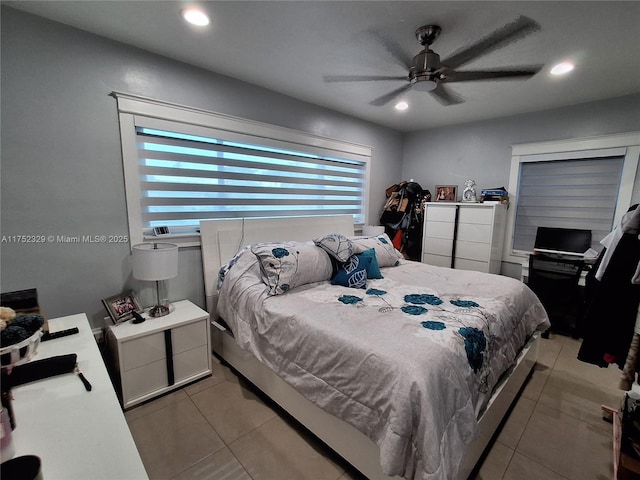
135,127,367,231
513,156,624,252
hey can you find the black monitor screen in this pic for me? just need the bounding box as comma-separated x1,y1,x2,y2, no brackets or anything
534,227,592,254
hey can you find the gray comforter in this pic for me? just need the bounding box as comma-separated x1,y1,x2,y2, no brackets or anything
217,253,549,480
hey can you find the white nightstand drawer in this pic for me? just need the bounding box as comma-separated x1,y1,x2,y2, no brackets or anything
121,331,165,371
172,319,207,354
123,360,168,400
174,345,210,380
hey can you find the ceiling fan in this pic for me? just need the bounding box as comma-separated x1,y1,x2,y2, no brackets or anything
325,16,544,107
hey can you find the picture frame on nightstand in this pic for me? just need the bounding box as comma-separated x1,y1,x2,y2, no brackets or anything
102,290,142,324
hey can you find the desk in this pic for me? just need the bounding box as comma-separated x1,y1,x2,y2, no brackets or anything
8,314,148,479
527,253,587,337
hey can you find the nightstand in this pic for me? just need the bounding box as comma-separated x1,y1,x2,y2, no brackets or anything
106,299,211,409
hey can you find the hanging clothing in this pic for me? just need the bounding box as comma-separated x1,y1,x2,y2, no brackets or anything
578,205,640,369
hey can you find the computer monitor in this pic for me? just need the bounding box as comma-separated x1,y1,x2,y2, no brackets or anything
533,227,592,256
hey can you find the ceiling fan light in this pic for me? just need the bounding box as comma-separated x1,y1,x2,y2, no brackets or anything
412,79,437,92
181,8,210,26
395,101,409,111
550,62,574,75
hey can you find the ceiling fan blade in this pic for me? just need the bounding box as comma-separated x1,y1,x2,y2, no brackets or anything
442,65,543,82
370,84,412,106
429,85,464,106
324,74,407,83
364,28,414,70
441,16,541,70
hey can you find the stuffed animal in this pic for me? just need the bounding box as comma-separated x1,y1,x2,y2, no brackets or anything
0,306,16,332
0,307,44,347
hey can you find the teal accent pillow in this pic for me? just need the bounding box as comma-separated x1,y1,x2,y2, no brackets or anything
358,248,383,279
331,254,372,289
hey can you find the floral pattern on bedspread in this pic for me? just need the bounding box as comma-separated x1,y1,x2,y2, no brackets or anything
217,252,550,480
333,286,497,385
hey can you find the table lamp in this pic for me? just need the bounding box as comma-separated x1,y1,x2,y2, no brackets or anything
132,243,178,317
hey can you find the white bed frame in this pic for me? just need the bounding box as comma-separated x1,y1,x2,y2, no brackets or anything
200,215,540,480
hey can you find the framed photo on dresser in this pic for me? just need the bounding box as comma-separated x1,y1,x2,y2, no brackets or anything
435,185,457,202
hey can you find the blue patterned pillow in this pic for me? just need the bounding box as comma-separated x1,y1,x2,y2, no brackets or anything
314,233,354,262
331,254,372,289
358,248,383,279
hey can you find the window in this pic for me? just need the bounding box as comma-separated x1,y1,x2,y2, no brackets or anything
113,93,371,247
504,133,640,265
513,155,624,252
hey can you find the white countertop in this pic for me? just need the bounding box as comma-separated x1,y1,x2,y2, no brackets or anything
8,313,148,479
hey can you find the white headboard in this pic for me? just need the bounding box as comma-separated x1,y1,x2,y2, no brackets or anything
200,215,355,315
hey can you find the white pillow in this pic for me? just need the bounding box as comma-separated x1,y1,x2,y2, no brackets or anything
349,233,403,267
313,233,354,262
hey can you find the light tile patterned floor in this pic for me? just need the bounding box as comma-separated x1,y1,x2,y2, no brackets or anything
126,333,622,479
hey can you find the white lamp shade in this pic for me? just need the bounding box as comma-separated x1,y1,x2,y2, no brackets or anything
132,243,178,281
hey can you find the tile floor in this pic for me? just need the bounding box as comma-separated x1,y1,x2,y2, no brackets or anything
125,333,623,480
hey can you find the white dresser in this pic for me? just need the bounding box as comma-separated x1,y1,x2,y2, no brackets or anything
10,313,148,479
421,203,507,274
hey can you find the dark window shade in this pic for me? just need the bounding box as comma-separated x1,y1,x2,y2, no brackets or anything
513,156,624,252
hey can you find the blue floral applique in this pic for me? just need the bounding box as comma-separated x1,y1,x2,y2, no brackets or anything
450,299,480,308
401,305,428,315
459,326,486,373
272,247,290,259
366,288,387,296
405,294,443,306
421,320,446,330
338,295,363,305
378,236,389,244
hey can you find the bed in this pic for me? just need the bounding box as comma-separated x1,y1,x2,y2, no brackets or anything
200,214,549,480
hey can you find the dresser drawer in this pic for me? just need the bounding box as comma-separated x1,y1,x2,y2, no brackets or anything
456,240,490,262
457,223,492,242
422,253,452,268
423,237,453,256
458,206,493,225
425,205,456,222
424,221,455,240
455,258,490,273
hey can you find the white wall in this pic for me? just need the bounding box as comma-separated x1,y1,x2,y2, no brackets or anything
3,7,639,327
402,93,640,277
0,7,403,328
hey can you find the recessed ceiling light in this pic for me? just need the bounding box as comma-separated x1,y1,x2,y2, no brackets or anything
395,101,409,111
181,8,210,27
550,62,574,76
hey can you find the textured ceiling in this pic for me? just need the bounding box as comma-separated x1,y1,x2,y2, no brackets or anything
6,1,640,131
